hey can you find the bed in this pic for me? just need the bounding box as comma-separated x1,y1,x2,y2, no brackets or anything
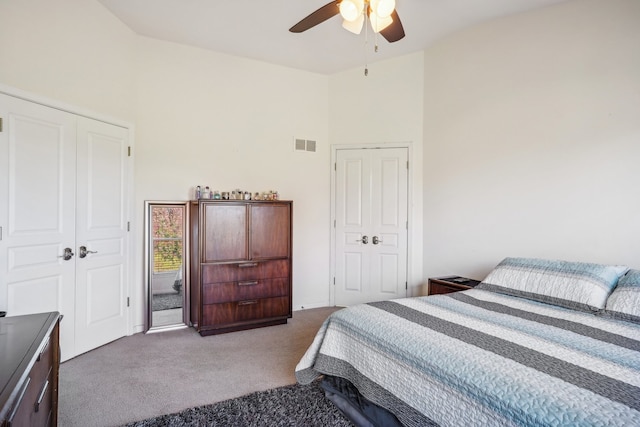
295,258,640,426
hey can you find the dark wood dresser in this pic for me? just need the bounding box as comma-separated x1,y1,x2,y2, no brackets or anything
0,312,60,427
189,200,292,336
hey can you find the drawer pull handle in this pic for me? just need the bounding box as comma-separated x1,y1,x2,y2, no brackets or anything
238,300,258,306
238,281,258,286
37,336,51,362
238,262,258,268
35,380,49,413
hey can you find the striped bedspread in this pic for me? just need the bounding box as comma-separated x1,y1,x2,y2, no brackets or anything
295,289,640,426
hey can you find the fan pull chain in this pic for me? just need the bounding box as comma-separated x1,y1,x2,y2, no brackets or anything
364,13,370,76
362,11,383,76
374,25,379,53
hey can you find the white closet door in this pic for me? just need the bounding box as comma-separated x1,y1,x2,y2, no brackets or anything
334,147,408,306
0,93,130,361
369,148,409,300
0,93,78,357
74,117,129,356
334,149,372,306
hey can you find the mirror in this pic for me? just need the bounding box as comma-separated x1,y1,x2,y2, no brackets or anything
144,201,189,332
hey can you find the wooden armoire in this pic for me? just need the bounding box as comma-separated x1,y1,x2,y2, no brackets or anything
189,200,292,335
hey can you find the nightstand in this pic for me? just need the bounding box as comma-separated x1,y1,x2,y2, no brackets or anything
428,276,481,295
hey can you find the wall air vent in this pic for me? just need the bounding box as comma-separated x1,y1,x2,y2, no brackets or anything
293,137,317,153
306,140,316,152
295,138,306,151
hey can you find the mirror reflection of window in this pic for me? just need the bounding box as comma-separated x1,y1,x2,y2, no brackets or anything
145,202,188,332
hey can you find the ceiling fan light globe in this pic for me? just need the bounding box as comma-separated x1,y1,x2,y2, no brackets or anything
342,15,365,34
369,13,393,33
370,0,395,19
339,0,364,22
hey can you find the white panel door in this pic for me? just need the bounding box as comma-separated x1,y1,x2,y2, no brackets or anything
0,93,130,361
335,147,408,306
0,94,78,357
335,150,371,304
74,117,129,355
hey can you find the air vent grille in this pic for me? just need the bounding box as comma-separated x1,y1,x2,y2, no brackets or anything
306,140,316,152
293,137,317,153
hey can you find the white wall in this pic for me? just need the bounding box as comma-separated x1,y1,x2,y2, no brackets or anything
329,52,425,296
0,0,137,121
133,37,331,326
422,0,640,288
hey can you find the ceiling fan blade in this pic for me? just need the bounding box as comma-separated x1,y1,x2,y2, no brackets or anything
379,10,405,43
289,1,340,33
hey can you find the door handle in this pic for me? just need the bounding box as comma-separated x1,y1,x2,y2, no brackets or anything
372,236,383,245
356,235,368,244
79,246,98,258
58,247,74,260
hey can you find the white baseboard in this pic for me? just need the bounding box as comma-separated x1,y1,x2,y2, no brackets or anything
293,302,333,311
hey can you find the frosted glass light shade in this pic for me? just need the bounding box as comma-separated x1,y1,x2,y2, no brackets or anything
369,13,393,33
339,0,365,22
370,0,395,18
342,14,365,34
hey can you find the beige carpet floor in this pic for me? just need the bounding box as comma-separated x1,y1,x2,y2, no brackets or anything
58,306,340,427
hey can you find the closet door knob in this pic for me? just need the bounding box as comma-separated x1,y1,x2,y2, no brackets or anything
58,247,74,260
356,235,368,244
372,236,383,245
79,246,98,258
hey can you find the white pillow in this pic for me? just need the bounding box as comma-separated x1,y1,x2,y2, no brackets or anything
604,269,640,323
477,257,628,312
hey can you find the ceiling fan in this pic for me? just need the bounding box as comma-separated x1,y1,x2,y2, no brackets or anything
289,0,405,43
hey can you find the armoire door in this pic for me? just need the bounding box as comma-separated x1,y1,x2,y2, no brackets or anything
0,93,130,361
334,147,408,306
202,203,247,262
250,203,291,260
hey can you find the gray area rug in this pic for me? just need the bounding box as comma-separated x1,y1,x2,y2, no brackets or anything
152,293,182,311
122,380,353,427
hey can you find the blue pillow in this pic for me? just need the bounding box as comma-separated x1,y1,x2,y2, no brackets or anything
604,269,640,323
477,257,628,312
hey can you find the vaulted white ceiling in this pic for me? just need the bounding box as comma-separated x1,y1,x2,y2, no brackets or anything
98,0,569,74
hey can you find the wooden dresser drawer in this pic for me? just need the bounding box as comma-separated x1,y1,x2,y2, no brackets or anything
202,296,290,326
32,332,54,383
202,277,289,304
202,259,289,284
429,282,461,295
